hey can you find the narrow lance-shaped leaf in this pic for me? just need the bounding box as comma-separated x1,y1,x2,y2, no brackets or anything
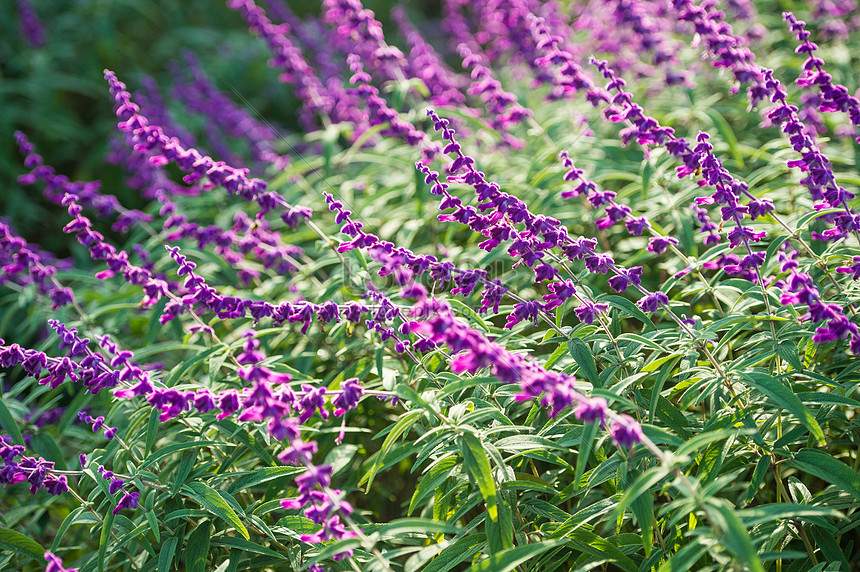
458,432,498,522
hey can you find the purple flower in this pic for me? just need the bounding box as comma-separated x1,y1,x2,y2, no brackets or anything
43,475,69,496
638,291,669,313
505,300,544,329
610,415,645,448
575,396,609,425
478,279,507,314
625,216,651,236
574,301,610,325
647,236,679,254
837,256,860,280
584,254,614,274
112,491,140,514
333,378,363,416
543,279,577,310
727,225,766,248
217,390,240,420
45,552,78,572
608,267,643,293
298,385,328,423
109,477,125,495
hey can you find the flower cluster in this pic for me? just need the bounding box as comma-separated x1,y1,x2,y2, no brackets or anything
0,440,69,496
391,6,466,109
457,42,531,145
172,51,291,169
105,68,311,222
6,3,860,571
90,462,139,515
15,131,153,234
424,109,673,322
323,0,406,82
346,53,435,159
785,12,860,141
78,411,118,441
1,221,74,310
227,0,334,129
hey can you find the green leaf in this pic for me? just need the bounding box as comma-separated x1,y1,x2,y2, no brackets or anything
657,539,709,572
208,345,230,383
788,449,860,502
605,296,655,330
159,537,178,572
146,510,161,543
737,504,840,528
409,456,459,515
98,510,115,572
185,520,212,572
0,396,24,446
0,527,45,561
486,498,514,553
226,466,306,494
395,384,438,418
493,435,564,452
423,534,487,572
775,341,803,372
141,441,229,470
810,526,850,569
144,408,160,456
574,422,598,493
706,501,764,572
363,408,423,491
567,338,599,387
642,353,682,373
795,208,842,230
182,482,249,540
739,372,825,446
377,518,459,537
746,455,771,503
676,429,736,457
51,508,85,552
211,537,290,560
612,465,669,525
567,529,638,572
703,108,744,167
458,432,498,522
465,540,562,572
172,449,198,496
648,356,682,424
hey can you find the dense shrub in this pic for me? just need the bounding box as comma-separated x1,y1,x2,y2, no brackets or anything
3,0,860,571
